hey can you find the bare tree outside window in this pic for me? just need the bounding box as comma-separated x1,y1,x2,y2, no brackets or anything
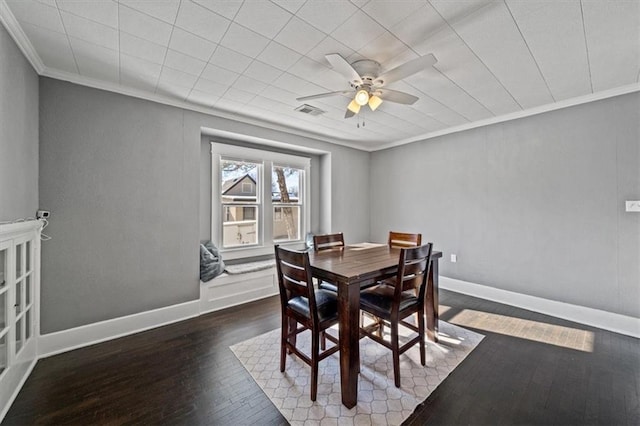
273,166,302,242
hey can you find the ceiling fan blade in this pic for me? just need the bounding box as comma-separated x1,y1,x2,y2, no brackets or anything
344,108,356,119
296,90,353,102
377,89,419,105
325,53,362,85
374,54,437,86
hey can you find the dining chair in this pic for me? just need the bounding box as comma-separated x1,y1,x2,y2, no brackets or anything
359,243,433,388
378,231,423,288
388,231,422,248
314,233,345,295
274,245,340,401
313,232,345,251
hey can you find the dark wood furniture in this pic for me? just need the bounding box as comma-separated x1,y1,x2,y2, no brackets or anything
274,245,340,401
307,244,442,408
314,233,345,294
378,231,422,288
388,231,422,248
313,232,345,251
379,231,424,322
359,243,433,387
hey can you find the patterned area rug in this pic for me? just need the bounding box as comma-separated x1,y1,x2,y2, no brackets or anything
230,321,484,425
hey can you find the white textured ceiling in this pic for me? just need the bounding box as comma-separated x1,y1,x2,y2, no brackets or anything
1,0,639,151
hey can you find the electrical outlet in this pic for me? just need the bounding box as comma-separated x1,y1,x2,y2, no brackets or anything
626,201,640,212
450,254,457,263
36,210,50,219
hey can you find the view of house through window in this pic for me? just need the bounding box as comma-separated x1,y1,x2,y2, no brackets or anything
221,159,260,248
214,143,309,253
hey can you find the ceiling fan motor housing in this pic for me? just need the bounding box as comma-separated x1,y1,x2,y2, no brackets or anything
350,59,381,86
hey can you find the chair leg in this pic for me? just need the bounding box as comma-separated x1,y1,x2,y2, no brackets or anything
310,330,320,401
391,320,401,388
321,331,326,351
280,315,288,372
287,318,297,354
376,317,384,338
418,310,426,366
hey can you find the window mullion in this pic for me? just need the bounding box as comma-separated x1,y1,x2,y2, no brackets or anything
263,161,274,246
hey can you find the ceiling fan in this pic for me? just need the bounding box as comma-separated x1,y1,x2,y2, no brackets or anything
296,53,437,118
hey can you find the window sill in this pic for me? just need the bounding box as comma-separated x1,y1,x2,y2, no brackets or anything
220,241,304,261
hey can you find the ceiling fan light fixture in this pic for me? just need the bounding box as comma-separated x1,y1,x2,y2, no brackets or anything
355,89,369,106
347,99,361,114
368,95,382,111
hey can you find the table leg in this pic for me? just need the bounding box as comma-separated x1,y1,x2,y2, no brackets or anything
338,280,360,409
426,258,439,342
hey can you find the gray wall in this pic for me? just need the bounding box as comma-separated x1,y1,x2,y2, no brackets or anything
0,24,38,221
39,79,200,333
371,92,640,318
39,78,370,333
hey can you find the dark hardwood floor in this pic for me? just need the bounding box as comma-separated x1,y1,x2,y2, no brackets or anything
4,290,639,425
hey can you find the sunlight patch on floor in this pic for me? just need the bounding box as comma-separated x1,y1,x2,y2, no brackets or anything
443,306,594,352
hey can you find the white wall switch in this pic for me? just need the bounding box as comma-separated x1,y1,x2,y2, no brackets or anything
450,254,457,263
626,201,640,212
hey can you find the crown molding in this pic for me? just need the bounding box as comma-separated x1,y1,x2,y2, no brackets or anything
0,0,44,74
376,82,640,151
40,67,372,152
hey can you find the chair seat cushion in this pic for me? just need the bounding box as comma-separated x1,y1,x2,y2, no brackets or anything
360,285,420,319
378,277,418,292
288,289,338,323
319,281,380,293
318,281,337,293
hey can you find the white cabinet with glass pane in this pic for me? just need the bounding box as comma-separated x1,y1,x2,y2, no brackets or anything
0,221,40,420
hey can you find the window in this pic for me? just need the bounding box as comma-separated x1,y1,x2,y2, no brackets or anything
212,143,310,257
220,159,260,247
272,166,302,242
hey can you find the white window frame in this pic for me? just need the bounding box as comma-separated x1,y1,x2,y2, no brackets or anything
211,142,311,260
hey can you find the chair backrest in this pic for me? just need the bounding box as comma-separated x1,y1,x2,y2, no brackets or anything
274,245,318,321
393,243,433,303
388,231,422,249
313,232,345,251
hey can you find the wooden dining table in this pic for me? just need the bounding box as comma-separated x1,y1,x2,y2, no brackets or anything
307,243,443,408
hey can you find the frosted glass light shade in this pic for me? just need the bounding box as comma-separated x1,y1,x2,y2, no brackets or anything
368,95,382,111
355,89,369,106
347,99,361,114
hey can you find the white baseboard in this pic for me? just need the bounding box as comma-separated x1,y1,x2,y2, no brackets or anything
440,276,640,338
38,269,278,358
38,300,201,358
31,276,639,392
200,288,278,315
199,268,277,315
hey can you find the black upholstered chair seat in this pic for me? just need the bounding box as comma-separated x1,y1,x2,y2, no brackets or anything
288,289,338,323
360,285,420,319
318,281,338,293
